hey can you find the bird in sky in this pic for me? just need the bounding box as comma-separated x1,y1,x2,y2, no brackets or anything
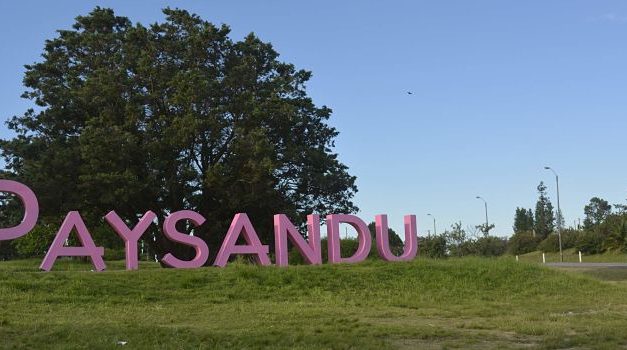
406,91,413,95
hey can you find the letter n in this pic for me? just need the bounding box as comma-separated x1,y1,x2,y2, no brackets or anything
274,214,321,266
40,211,106,271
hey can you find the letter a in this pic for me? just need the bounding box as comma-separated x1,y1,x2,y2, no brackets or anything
214,213,271,267
274,214,321,266
40,211,106,271
374,214,417,261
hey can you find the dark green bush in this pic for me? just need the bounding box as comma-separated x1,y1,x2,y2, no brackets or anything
13,224,57,258
507,231,540,255
421,235,447,258
575,231,605,254
537,234,560,252
473,236,508,257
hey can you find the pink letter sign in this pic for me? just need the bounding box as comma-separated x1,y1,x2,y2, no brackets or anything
105,210,157,270
374,214,418,261
326,214,372,264
161,210,209,268
0,179,39,240
274,214,321,266
40,211,106,271
214,213,271,267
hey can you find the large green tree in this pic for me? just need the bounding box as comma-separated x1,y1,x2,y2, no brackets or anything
583,197,612,230
0,8,358,262
513,207,534,234
534,182,555,239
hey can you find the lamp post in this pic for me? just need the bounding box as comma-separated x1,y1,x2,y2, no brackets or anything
544,166,563,262
475,196,489,235
427,214,436,237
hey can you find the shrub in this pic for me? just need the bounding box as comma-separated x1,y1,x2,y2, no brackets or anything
104,248,127,261
507,231,540,255
421,235,447,258
575,231,605,254
560,229,578,249
473,236,508,257
12,224,58,258
600,215,627,252
538,234,560,253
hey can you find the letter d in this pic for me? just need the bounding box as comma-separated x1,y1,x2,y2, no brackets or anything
0,180,39,240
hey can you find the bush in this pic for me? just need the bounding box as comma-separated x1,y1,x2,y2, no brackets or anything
0,241,17,260
537,234,560,253
421,235,447,258
104,248,127,261
560,228,578,249
473,236,507,257
448,240,475,257
575,231,605,254
599,215,627,252
13,224,57,258
507,231,540,255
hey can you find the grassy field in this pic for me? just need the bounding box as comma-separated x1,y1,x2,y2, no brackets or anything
1,258,627,349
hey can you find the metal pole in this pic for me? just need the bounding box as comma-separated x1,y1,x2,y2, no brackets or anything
556,173,563,262
484,201,489,233
476,196,489,235
545,166,563,262
427,214,436,236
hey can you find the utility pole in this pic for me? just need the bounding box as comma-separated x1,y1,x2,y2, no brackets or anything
475,196,489,235
544,166,563,262
427,214,436,237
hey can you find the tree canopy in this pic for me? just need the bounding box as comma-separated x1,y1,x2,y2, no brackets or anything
513,207,534,234
583,197,612,230
534,182,555,239
0,7,358,261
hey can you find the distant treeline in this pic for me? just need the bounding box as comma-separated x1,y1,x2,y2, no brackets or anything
508,183,627,255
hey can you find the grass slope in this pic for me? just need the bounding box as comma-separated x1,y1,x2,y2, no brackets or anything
1,258,626,349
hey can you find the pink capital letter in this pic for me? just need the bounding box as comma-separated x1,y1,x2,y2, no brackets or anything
161,210,209,268
0,180,39,240
105,210,157,270
214,213,271,267
326,214,372,264
274,214,321,266
375,214,418,261
40,211,106,271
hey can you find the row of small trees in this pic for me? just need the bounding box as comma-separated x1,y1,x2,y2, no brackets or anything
418,222,508,258
509,183,627,255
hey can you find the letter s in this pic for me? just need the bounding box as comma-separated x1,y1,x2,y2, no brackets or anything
0,179,39,240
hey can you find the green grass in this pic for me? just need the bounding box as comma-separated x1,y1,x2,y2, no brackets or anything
1,257,627,349
517,248,627,263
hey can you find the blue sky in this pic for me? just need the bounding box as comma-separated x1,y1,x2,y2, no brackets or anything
1,1,626,236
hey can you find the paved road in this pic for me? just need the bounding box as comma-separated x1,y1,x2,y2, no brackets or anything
546,262,627,268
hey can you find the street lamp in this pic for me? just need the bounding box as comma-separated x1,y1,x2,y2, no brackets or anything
544,166,563,262
475,196,489,235
427,214,436,237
